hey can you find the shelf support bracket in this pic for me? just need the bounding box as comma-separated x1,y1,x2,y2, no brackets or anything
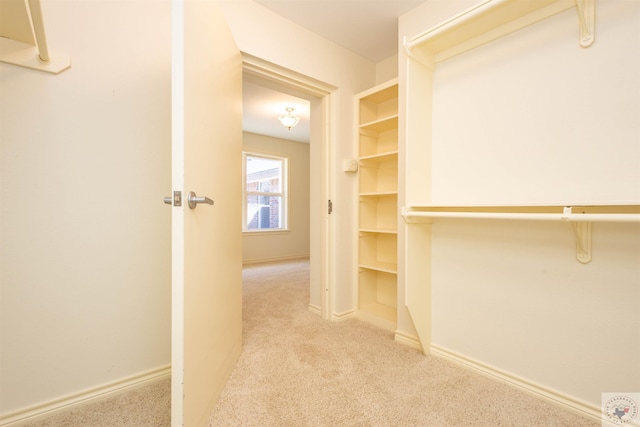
575,0,596,47
563,207,592,263
571,221,592,264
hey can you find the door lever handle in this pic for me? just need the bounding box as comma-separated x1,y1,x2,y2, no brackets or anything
187,191,214,209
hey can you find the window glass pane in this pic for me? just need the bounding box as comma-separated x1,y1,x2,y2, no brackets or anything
243,153,286,231
246,155,281,192
246,195,282,230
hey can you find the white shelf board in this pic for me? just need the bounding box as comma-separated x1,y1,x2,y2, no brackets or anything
0,37,70,74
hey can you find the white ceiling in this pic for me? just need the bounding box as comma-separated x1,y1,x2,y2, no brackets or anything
243,0,426,143
254,0,426,62
243,78,311,144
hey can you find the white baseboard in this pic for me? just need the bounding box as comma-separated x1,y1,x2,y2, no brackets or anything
0,364,171,427
242,254,310,265
306,307,356,322
430,345,601,423
332,309,356,322
308,304,322,316
394,330,423,352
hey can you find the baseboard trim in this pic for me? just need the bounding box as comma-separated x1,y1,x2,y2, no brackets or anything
430,345,601,423
242,254,310,265
308,304,322,316
0,364,171,427
332,309,356,322
394,330,423,352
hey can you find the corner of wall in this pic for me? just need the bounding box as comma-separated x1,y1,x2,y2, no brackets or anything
375,54,398,84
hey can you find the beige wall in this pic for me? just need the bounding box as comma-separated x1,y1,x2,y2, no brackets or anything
375,55,398,84
399,0,640,410
0,0,172,416
0,0,375,417
242,132,310,263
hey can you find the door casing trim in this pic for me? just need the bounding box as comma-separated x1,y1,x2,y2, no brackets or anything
242,53,337,320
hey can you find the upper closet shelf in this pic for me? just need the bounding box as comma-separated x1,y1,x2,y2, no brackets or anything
0,0,70,74
402,204,640,224
402,204,640,264
404,0,595,67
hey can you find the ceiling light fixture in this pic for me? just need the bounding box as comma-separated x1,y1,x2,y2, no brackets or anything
278,107,300,130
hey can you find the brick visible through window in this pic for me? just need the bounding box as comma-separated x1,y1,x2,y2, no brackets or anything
243,153,288,231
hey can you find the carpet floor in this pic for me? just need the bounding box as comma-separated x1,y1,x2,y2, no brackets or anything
206,258,597,426
24,258,598,426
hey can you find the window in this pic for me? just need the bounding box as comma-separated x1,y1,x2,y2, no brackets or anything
243,152,288,231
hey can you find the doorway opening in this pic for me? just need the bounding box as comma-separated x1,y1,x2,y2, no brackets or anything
241,54,336,319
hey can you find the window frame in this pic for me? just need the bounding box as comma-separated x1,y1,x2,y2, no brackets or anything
242,151,289,233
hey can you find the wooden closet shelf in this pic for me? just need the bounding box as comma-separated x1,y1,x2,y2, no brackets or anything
404,0,595,66
402,205,640,264
402,204,640,223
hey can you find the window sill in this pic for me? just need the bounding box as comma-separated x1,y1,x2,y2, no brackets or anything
243,229,291,236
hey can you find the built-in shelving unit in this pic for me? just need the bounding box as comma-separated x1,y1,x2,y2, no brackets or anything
356,79,399,331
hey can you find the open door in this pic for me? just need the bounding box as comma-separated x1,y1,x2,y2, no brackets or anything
170,1,242,425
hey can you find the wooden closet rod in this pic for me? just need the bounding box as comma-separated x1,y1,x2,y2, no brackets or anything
402,207,640,223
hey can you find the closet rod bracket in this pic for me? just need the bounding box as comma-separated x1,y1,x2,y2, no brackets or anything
402,36,435,70
563,207,592,263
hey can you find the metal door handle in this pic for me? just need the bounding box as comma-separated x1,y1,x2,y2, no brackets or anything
163,197,172,205
187,191,214,209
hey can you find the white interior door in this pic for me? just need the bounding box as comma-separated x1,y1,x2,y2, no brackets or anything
171,1,242,425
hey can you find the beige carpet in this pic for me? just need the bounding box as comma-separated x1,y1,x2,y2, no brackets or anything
23,258,597,426
21,378,170,426
208,258,596,426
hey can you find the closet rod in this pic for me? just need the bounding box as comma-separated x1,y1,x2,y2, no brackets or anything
402,210,640,223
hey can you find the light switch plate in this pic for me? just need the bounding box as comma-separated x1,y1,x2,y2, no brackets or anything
343,159,358,173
